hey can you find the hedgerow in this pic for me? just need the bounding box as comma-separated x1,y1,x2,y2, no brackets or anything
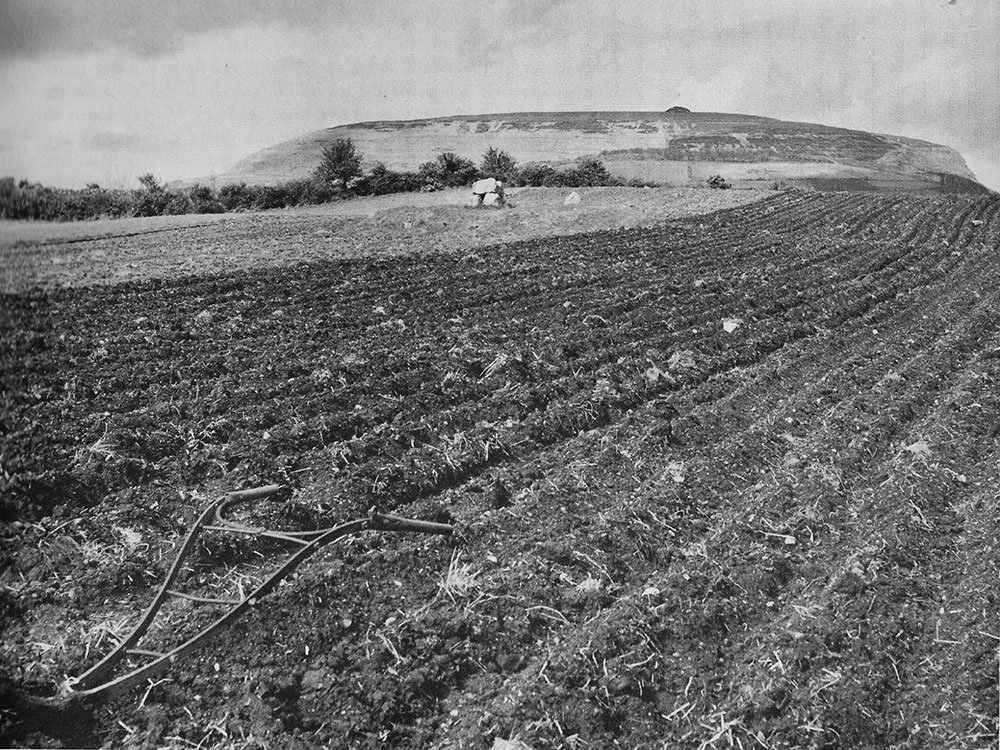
0,178,135,221
0,143,641,222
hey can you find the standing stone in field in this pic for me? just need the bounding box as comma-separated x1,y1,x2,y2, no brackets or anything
472,177,506,206
564,191,581,206
472,177,498,196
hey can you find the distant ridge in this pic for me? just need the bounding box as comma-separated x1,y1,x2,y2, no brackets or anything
197,111,986,193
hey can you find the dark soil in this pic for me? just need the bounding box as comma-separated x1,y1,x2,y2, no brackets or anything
1,191,998,749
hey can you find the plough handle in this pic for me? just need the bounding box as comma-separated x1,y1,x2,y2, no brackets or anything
227,484,283,502
372,512,453,536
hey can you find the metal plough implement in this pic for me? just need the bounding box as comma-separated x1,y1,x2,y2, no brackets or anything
54,485,453,704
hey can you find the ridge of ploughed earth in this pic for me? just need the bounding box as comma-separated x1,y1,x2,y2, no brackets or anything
1,189,999,749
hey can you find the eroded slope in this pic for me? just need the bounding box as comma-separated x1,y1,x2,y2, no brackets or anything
210,112,982,193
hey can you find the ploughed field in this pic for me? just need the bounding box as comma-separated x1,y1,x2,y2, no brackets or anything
2,191,999,749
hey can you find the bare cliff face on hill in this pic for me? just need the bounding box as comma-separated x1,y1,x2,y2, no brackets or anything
204,111,985,193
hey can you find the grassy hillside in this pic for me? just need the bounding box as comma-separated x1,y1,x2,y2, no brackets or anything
198,111,985,194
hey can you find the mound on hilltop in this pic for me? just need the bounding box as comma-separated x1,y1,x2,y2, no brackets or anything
193,111,985,195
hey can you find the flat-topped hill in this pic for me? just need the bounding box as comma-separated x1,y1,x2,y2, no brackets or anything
200,111,986,193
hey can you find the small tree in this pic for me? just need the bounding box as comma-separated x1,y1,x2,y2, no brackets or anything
134,173,171,216
480,147,516,182
137,173,162,192
313,139,363,192
571,158,613,187
366,163,395,195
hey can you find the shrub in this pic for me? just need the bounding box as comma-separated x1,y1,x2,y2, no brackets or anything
364,163,424,195
568,158,616,187
187,184,224,214
255,185,290,210
0,177,42,219
514,164,558,187
279,180,311,206
164,193,194,215
420,152,478,188
218,183,255,211
133,173,172,217
480,147,517,182
508,159,623,188
73,186,135,219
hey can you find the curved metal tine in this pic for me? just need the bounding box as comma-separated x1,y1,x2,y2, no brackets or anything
213,484,282,532
167,589,243,605
201,524,316,545
67,518,370,701
68,494,227,691
214,485,329,542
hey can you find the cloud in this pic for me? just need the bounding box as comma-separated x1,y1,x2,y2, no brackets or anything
0,0,334,59
0,0,996,188
83,131,143,153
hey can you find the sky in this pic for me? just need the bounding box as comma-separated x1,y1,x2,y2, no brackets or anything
1,0,998,190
